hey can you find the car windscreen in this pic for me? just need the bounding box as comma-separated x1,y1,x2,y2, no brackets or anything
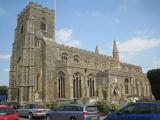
34,104,46,108
85,106,98,112
0,108,16,116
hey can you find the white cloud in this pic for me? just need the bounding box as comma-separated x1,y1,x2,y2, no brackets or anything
3,68,10,72
0,8,6,16
118,38,160,55
0,54,11,60
56,28,72,43
66,40,80,47
56,28,81,47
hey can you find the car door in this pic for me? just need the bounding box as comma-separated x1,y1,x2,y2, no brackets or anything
62,106,73,119
17,106,24,116
116,104,137,120
52,105,65,120
5,108,17,120
23,104,30,117
132,104,160,120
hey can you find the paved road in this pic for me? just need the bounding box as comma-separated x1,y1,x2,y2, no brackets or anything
19,116,105,120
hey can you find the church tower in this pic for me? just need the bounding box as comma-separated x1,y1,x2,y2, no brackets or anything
112,40,119,61
8,2,55,104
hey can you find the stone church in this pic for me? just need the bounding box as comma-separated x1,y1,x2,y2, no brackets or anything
8,2,152,104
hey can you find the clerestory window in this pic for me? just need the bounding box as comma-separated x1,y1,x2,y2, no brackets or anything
74,55,80,63
61,53,68,61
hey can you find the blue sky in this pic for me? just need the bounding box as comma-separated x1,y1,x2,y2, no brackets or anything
0,0,160,86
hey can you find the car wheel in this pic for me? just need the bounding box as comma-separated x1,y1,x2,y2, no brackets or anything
70,117,77,120
46,115,51,120
28,113,33,120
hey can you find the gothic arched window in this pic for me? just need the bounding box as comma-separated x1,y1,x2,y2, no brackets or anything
57,71,65,98
136,81,140,96
36,73,40,91
73,72,82,98
74,55,80,63
61,52,68,61
141,81,144,96
20,25,24,34
124,78,129,94
87,74,95,97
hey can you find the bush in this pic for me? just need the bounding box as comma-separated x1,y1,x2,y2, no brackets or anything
96,101,110,114
69,100,78,104
110,102,119,112
49,101,58,110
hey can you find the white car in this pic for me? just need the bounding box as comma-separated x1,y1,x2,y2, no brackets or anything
17,104,50,119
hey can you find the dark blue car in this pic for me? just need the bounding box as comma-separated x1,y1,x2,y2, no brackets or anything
103,102,160,120
46,104,99,120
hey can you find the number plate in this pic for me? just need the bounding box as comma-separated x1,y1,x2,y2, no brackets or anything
91,117,97,120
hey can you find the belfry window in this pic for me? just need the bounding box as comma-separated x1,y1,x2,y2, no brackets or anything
124,78,129,94
40,18,47,31
73,73,82,98
87,74,95,97
57,72,65,98
61,53,68,61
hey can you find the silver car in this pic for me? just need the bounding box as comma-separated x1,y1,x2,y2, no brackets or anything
17,104,50,119
46,104,100,120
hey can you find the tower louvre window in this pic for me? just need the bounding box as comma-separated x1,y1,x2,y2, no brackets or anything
40,21,47,31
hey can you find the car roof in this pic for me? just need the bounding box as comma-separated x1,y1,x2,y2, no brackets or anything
128,102,160,105
63,104,85,107
0,105,14,108
63,104,97,107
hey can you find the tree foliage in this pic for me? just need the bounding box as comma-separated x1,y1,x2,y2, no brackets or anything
0,86,8,97
147,69,160,100
96,100,110,114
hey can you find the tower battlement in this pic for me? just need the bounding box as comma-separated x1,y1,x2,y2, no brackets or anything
18,2,54,18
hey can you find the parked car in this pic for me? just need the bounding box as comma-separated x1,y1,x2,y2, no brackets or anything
46,104,100,120
2,102,20,109
17,104,50,119
103,102,160,120
0,105,19,120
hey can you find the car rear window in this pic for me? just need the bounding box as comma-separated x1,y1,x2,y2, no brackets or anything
85,106,97,112
34,104,45,108
0,108,16,116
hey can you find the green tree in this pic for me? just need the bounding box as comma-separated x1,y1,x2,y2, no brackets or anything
147,69,160,100
0,86,8,96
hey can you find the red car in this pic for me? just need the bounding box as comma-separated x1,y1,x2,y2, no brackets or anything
0,105,19,120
